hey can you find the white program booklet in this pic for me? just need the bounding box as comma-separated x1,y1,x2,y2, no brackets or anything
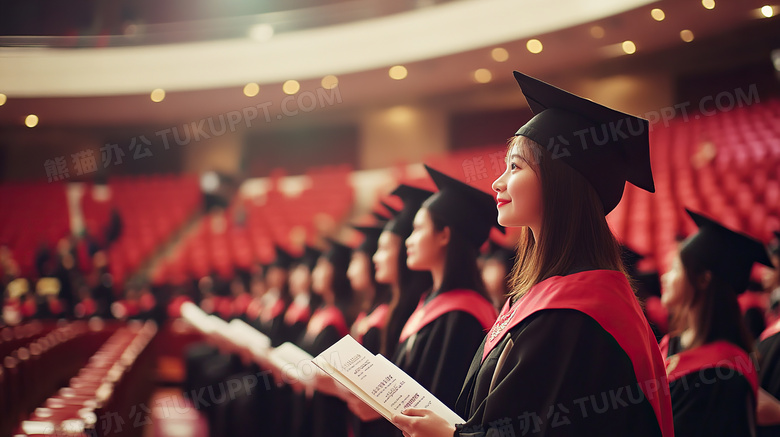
312,335,465,426
268,342,317,381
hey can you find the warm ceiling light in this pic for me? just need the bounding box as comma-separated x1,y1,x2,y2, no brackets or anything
473,69,492,84
0,93,6,106
702,0,715,10
526,39,543,54
25,114,39,128
248,24,274,42
491,47,509,62
283,80,300,95
590,25,605,39
622,40,637,54
761,5,775,17
243,83,259,97
389,65,408,80
321,75,339,90
150,88,165,102
680,29,695,42
651,8,666,21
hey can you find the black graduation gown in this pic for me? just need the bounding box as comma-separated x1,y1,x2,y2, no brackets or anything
455,309,662,437
665,336,755,437
387,290,492,437
292,307,350,437
393,309,486,410
756,329,780,436
257,295,289,348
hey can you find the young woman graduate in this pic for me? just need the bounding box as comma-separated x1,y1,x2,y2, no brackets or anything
255,245,294,347
394,71,674,437
347,185,434,437
290,239,354,437
660,209,772,437
349,224,393,355
283,245,321,344
391,165,501,416
753,232,780,435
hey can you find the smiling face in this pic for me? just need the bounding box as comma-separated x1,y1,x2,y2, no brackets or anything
373,231,400,284
405,208,448,271
491,138,543,230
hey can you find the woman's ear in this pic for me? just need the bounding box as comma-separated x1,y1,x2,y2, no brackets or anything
437,226,451,249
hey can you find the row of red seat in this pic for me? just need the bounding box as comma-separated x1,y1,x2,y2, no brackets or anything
1,321,118,437
10,320,158,437
80,175,201,287
152,167,353,282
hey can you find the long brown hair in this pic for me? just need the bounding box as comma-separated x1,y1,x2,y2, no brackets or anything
507,135,626,301
677,248,754,353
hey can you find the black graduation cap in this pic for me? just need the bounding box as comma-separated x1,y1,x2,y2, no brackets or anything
323,238,353,272
269,245,295,270
620,245,644,277
386,184,433,239
298,245,321,271
422,164,503,248
512,71,655,215
680,209,772,293
352,225,384,255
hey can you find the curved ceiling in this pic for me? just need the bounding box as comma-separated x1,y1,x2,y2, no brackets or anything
0,0,654,97
0,0,776,127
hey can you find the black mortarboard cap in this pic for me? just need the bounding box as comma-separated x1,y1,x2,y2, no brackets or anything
512,71,655,214
352,225,384,256
269,245,295,270
324,238,353,273
422,164,503,248
680,209,772,293
386,185,433,239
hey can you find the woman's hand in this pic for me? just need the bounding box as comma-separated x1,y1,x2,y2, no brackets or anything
392,408,456,437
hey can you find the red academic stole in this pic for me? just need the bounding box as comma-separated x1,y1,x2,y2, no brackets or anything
761,317,780,342
306,305,349,338
661,337,758,400
738,291,768,314
483,270,674,437
260,295,286,323
399,290,497,344
352,304,390,343
285,300,312,325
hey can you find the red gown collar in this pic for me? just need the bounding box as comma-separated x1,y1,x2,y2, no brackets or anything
662,337,758,400
483,270,674,437
399,289,497,343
